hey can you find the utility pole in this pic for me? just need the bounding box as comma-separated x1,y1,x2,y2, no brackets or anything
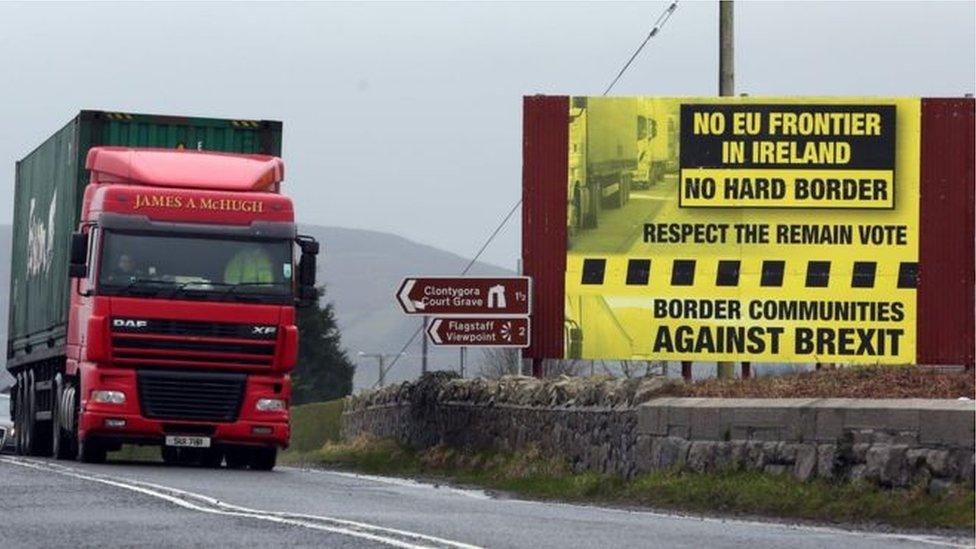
717,0,736,381
359,352,391,387
719,0,734,96
421,316,429,375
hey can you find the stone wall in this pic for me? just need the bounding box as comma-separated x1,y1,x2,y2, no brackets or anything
341,374,975,489
637,398,975,489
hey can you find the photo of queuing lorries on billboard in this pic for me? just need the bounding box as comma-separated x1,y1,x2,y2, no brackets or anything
568,96,678,253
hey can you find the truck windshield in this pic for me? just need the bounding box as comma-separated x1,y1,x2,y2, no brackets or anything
98,231,293,304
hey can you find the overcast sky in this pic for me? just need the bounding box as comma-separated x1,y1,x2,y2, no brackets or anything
0,1,972,268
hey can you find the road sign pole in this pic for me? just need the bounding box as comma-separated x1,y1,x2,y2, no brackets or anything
459,347,465,377
421,316,429,375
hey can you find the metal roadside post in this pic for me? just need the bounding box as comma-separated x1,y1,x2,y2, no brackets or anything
421,316,429,375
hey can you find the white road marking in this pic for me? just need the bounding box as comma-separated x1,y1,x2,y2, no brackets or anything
501,488,972,548
291,464,971,549
5,457,969,548
285,466,492,500
1,457,482,549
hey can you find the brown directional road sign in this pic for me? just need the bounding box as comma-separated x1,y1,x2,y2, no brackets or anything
427,317,530,348
396,276,531,316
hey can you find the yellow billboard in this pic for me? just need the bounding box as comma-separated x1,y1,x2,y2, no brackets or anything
564,97,919,364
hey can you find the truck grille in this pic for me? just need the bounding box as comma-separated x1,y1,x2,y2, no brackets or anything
111,318,277,368
137,369,246,422
113,319,278,340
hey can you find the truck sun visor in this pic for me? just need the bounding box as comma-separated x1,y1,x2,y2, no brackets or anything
98,212,297,239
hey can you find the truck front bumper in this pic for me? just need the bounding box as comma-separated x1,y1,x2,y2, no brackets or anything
79,411,290,449
77,365,291,449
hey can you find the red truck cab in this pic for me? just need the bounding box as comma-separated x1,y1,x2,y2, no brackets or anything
56,146,317,469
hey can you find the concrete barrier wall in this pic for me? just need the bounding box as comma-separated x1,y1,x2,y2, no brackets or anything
341,378,975,489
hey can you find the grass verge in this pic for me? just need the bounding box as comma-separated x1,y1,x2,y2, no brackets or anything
287,399,345,453
288,436,975,531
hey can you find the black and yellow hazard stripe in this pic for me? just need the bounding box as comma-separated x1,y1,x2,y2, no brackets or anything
231,120,261,128
577,257,918,289
105,112,134,120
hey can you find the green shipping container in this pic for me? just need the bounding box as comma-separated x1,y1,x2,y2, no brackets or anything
6,110,283,370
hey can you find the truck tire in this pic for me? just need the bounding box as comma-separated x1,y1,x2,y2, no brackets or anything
75,383,105,464
52,377,75,460
26,372,51,457
224,447,248,469
200,449,224,469
77,437,106,464
23,372,35,455
14,373,25,454
161,446,180,465
249,447,277,471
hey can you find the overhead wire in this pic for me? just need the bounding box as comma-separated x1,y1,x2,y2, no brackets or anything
377,200,522,385
603,1,679,96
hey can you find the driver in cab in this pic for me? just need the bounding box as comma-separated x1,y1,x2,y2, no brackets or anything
223,248,274,285
105,253,144,283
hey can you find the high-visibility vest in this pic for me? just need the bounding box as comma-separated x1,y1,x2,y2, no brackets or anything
223,249,274,284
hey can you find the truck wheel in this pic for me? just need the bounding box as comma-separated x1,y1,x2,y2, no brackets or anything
26,371,53,457
14,374,25,454
249,447,277,471
52,378,75,460
77,437,106,464
75,384,105,464
224,448,248,469
161,446,181,465
200,449,223,469
23,372,35,455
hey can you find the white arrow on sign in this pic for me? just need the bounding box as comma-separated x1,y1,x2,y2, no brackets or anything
427,318,443,344
397,279,423,313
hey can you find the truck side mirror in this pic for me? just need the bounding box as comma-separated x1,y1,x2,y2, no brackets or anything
69,232,89,278
295,235,319,307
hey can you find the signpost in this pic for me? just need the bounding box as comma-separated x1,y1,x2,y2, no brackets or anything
396,276,532,350
396,276,530,316
427,317,530,348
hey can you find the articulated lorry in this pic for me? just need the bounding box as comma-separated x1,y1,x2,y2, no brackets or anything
568,97,638,231
6,111,318,470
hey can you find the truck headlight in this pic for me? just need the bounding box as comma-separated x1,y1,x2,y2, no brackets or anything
91,390,126,404
256,398,286,411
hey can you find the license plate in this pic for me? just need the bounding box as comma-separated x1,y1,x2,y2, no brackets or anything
165,435,211,448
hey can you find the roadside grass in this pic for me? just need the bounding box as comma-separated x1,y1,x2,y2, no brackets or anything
109,444,161,462
287,399,345,454
290,435,975,531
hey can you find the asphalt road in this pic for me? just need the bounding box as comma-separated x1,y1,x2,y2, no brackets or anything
0,455,970,549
